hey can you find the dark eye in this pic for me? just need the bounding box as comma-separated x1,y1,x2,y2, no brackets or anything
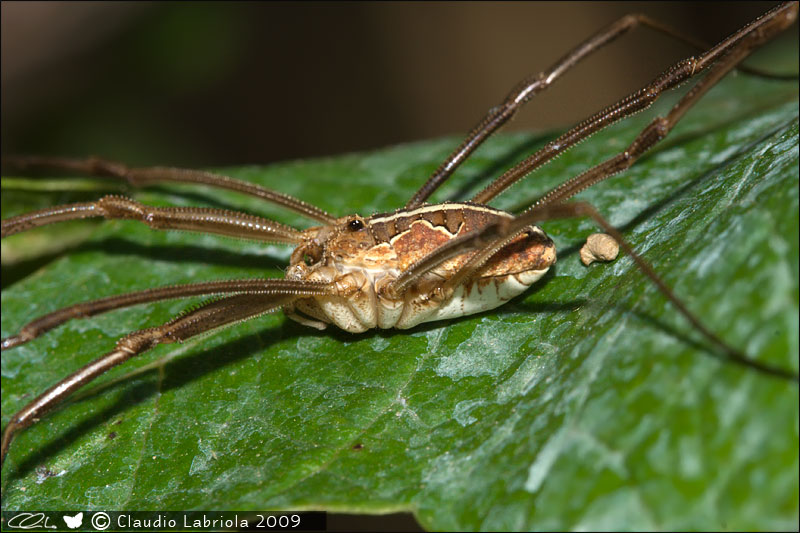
347,219,364,231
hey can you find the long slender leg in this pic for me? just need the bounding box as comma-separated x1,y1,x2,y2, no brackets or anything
2,155,336,224
1,194,303,243
1,278,332,350
405,4,797,209
471,1,798,205
534,37,751,208
522,203,798,383
0,288,330,468
446,26,758,291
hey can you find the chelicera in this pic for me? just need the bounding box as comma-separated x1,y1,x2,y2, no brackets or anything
1,2,798,475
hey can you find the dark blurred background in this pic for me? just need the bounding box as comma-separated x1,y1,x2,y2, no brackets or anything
2,2,789,169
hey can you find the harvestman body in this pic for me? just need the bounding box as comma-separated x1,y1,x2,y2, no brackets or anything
1,2,798,472
284,203,555,332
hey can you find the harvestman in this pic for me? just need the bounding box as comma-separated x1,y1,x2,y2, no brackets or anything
1,2,798,472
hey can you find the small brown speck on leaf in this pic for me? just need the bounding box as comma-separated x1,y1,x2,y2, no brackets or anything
580,233,620,266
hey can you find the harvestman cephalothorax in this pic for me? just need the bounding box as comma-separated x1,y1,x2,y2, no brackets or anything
1,2,798,493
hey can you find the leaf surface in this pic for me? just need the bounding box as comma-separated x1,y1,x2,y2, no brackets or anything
2,67,798,530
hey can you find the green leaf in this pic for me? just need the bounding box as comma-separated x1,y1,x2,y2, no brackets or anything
2,70,798,530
